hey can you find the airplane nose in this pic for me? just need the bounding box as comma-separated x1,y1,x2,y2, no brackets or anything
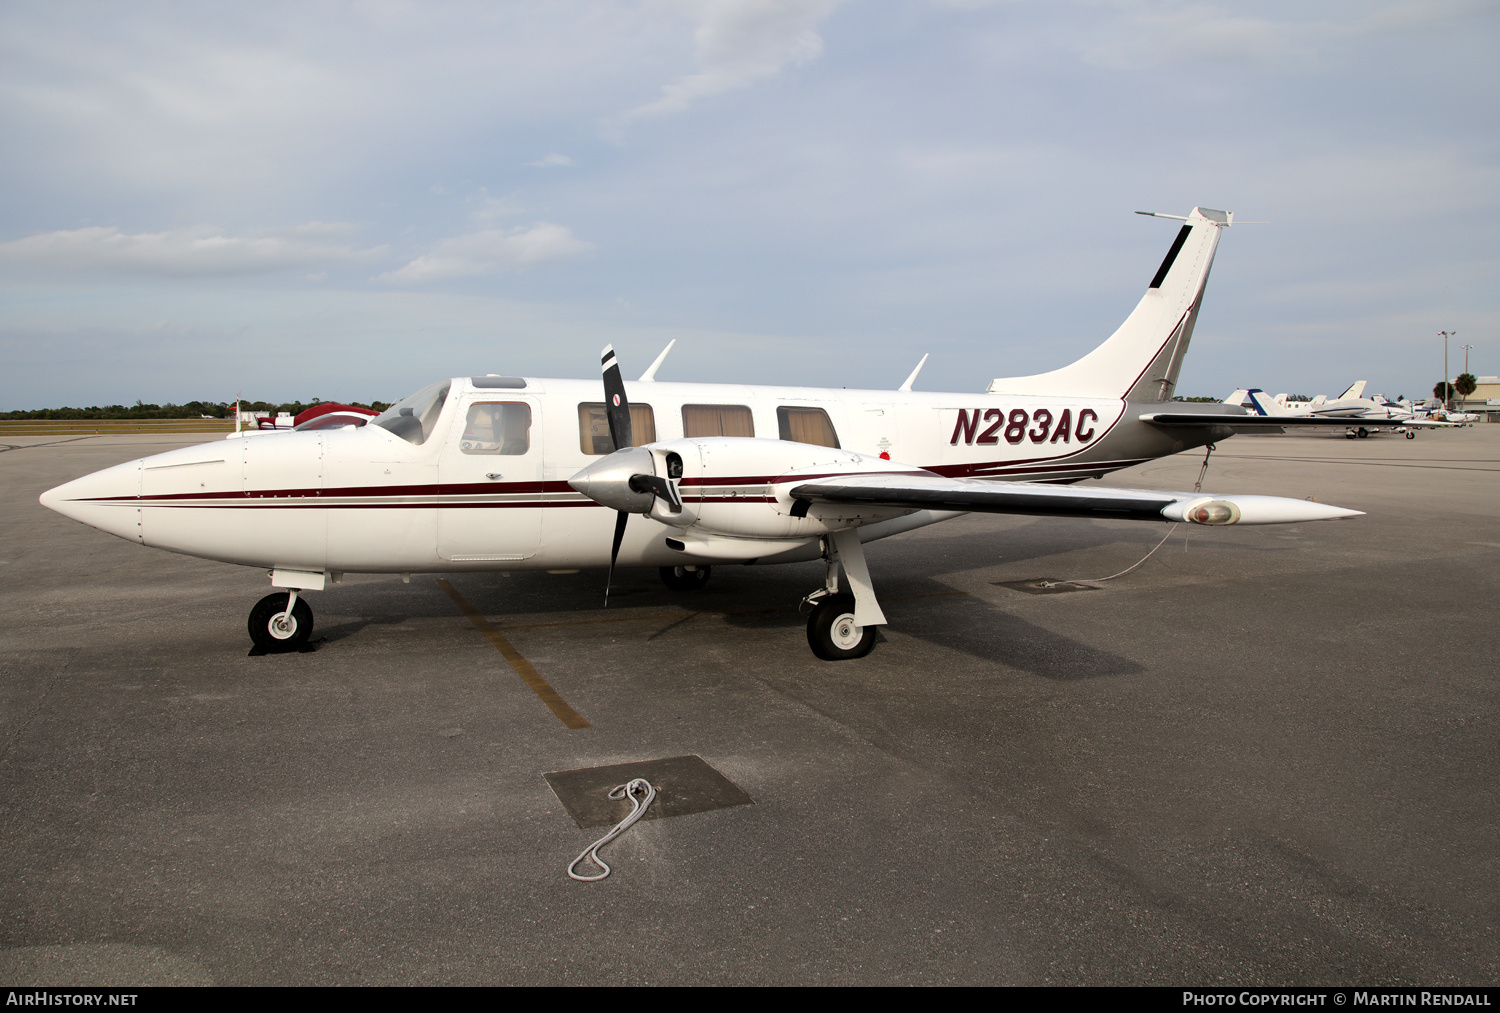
39,459,144,543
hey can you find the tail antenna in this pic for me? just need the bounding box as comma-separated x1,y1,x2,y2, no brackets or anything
1135,210,1267,226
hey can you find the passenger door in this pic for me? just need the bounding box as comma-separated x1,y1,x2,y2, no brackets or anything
437,397,543,562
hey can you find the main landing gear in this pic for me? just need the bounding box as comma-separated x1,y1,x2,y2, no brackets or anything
806,594,876,660
802,529,886,661
248,590,314,652
659,565,712,591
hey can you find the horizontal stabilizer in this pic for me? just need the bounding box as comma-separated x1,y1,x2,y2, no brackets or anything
789,474,1362,526
1140,412,1406,429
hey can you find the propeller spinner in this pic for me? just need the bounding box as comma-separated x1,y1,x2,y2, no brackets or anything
570,345,682,604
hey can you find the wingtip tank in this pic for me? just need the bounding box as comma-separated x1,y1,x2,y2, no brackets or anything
1162,495,1363,525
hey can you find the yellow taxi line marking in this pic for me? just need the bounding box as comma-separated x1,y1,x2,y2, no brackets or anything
434,578,592,730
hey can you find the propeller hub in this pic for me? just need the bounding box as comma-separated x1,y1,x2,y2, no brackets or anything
568,447,657,514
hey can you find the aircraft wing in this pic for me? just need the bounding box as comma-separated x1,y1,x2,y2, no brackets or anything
788,474,1361,525
1139,412,1405,429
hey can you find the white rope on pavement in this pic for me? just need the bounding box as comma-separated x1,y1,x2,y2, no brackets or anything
567,778,657,882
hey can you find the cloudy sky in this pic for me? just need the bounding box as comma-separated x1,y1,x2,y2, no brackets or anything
1,0,1495,408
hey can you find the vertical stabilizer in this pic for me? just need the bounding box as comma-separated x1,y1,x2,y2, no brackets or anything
989,207,1230,400
1247,389,1291,417
1336,381,1367,400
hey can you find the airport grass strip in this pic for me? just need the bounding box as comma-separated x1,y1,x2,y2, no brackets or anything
434,578,593,730
0,420,237,435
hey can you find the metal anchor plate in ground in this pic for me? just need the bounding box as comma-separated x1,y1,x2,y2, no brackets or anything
993,578,1100,596
543,754,755,829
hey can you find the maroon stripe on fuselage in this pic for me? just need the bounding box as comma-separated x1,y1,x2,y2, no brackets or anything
74,456,1145,508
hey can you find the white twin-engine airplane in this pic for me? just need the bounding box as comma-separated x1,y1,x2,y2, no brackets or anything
42,207,1377,661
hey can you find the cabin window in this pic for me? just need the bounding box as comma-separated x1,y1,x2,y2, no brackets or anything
682,404,755,438
777,406,840,448
460,402,531,455
372,380,450,445
578,403,657,455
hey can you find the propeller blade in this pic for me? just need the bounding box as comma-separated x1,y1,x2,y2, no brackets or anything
628,473,682,512
605,510,628,606
601,345,632,451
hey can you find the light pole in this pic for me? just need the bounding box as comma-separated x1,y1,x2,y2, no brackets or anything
1439,330,1456,408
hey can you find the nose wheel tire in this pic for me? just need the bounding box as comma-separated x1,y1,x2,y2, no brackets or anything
1405,430,1416,439
248,592,314,652
659,565,712,591
806,593,877,661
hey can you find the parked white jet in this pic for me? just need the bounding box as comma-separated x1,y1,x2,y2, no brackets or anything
1245,389,1451,439
41,207,1377,660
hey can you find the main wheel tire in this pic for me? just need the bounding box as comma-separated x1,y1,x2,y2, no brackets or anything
806,593,877,661
659,565,712,591
1357,428,1369,438
248,592,314,652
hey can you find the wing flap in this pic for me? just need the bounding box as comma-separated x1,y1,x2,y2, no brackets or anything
788,474,1363,525
790,475,1176,521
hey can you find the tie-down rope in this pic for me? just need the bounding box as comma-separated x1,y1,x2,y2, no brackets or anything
1042,443,1215,588
567,778,656,882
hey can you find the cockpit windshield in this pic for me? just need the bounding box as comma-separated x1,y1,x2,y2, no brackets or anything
372,380,452,445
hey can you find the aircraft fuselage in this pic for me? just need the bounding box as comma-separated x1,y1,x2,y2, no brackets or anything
40,376,1210,576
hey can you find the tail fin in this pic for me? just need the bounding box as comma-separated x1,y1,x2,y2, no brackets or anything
988,207,1229,400
1336,381,1367,400
1224,388,1249,406
1246,389,1290,417
1311,394,1327,406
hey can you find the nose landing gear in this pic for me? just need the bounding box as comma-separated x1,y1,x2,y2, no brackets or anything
248,590,314,653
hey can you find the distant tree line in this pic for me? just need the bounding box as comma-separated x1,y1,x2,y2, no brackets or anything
0,398,393,420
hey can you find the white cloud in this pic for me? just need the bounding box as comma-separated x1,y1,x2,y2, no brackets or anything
0,224,383,277
378,223,595,284
1070,0,1494,70
619,0,846,124
471,193,527,225
526,153,577,167
1075,3,1322,69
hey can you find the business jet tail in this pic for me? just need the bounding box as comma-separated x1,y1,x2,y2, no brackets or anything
988,207,1229,401
1246,389,1292,417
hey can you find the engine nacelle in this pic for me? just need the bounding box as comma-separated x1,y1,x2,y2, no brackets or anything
642,438,924,539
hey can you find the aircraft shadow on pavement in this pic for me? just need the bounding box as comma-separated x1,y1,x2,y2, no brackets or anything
891,592,1144,681
884,515,1284,572
312,615,412,645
